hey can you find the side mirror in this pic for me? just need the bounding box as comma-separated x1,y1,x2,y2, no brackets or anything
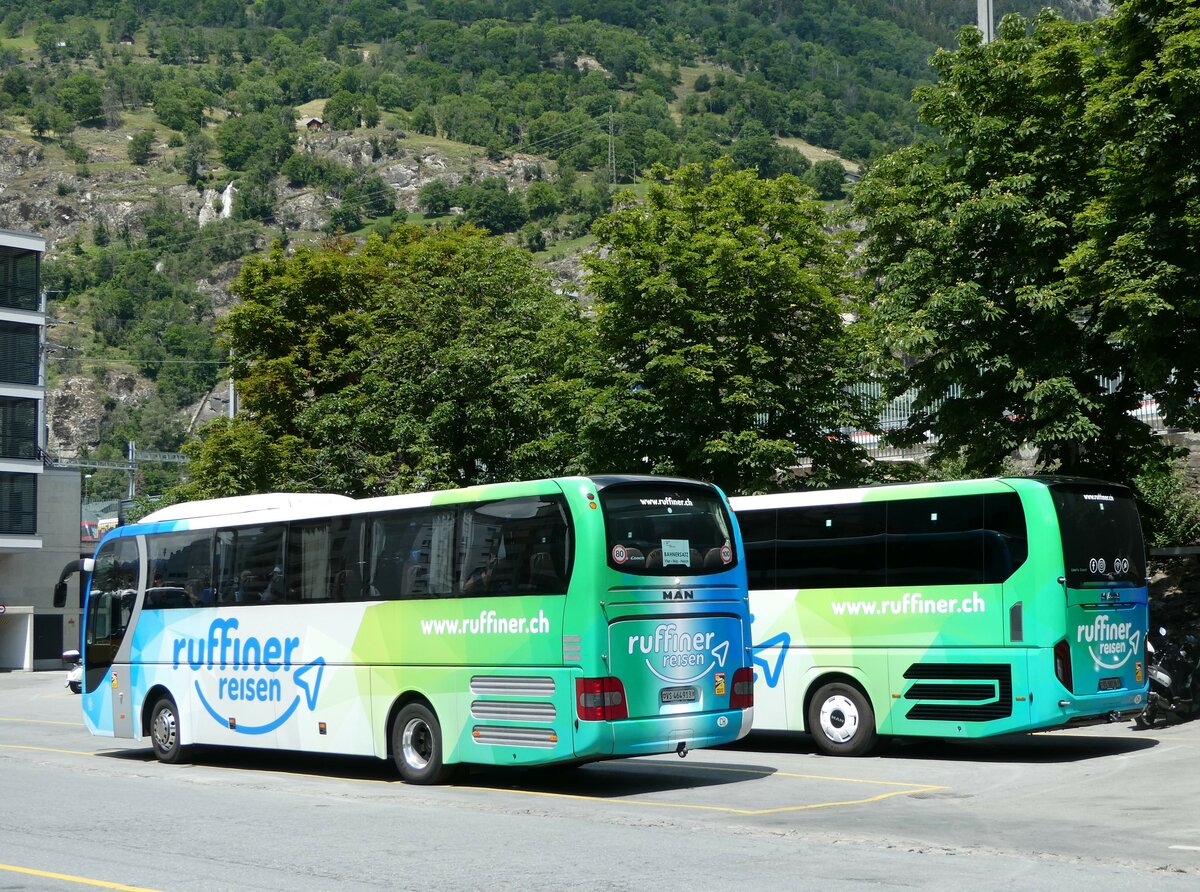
53,558,94,608
62,649,80,663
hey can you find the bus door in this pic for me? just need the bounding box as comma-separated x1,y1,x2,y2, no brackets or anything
83,535,141,739
1049,484,1149,699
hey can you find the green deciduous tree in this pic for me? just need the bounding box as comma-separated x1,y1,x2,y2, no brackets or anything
852,11,1176,482
418,179,452,216
585,161,874,492
177,417,302,499
1067,0,1200,434
56,72,104,124
128,129,155,165
218,227,595,495
805,159,846,200
216,108,296,171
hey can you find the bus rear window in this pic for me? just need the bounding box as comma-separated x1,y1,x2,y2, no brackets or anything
601,484,736,575
1050,483,1146,588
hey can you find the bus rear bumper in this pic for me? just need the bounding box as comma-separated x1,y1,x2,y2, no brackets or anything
1062,707,1144,728
1031,689,1148,731
588,708,753,758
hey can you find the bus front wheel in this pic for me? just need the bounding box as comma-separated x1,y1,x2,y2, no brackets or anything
807,682,878,757
392,703,455,785
149,696,189,764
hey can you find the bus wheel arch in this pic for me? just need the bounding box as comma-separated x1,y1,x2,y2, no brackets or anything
387,695,457,785
146,691,190,765
141,684,173,737
804,674,879,757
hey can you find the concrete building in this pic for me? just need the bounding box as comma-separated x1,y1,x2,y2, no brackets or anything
0,228,81,670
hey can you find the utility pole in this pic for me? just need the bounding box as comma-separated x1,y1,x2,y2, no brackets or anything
977,0,994,43
608,108,616,184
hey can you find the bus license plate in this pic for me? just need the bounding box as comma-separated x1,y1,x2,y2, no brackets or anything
661,687,697,704
1098,677,1121,691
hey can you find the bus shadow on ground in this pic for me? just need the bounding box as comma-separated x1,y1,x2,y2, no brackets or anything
102,746,399,782
100,746,775,794
461,758,777,797
722,728,1160,764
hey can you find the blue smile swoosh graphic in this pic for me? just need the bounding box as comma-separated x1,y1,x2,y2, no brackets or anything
195,680,300,735
194,657,326,736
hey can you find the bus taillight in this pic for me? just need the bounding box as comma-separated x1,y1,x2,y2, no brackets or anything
576,677,628,721
729,667,754,709
1054,639,1073,692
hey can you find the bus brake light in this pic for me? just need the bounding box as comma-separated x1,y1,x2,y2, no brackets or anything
729,667,754,709
576,677,628,721
1054,639,1073,692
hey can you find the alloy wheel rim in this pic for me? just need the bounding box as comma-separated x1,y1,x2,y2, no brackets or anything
402,718,432,770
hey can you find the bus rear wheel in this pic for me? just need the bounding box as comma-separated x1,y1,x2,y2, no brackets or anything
392,703,455,785
149,696,189,764
807,682,878,756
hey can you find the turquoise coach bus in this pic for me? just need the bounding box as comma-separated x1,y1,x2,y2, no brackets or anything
55,475,754,783
731,477,1148,755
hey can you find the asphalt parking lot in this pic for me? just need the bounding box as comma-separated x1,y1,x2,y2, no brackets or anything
2,669,1199,891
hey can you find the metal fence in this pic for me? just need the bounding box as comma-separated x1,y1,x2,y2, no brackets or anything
839,382,1168,464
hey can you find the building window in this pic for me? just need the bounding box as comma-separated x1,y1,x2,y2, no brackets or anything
0,322,40,386
0,247,39,312
0,397,37,460
0,472,37,535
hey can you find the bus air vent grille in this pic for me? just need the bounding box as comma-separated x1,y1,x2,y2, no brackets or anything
902,662,1013,722
470,676,555,697
471,725,559,748
470,701,557,722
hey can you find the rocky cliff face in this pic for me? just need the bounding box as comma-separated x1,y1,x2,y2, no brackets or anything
3,125,578,460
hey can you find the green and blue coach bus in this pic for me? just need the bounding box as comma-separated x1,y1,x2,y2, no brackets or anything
55,475,754,783
730,477,1148,755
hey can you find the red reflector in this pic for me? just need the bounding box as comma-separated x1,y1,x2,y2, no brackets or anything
1054,639,1073,692
730,667,754,709
575,677,628,721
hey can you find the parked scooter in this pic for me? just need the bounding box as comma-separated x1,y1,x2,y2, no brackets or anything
62,649,82,695
1136,626,1200,728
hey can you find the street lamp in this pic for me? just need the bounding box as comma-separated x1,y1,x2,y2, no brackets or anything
84,473,92,505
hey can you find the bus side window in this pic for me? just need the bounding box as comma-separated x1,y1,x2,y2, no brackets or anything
287,517,363,602
886,495,985,587
147,530,214,608
215,526,285,605
737,509,777,590
984,492,1028,581
368,510,453,599
456,497,571,596
777,503,885,590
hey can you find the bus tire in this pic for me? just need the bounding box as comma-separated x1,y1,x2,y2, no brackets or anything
392,703,454,785
149,696,189,764
807,682,878,757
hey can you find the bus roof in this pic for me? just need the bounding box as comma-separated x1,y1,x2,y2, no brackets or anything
729,477,1019,510
139,493,356,524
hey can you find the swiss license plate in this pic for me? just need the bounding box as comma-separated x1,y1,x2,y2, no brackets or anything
1098,677,1121,691
660,686,697,704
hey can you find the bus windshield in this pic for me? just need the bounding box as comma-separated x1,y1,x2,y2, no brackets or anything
1050,483,1146,588
602,483,736,575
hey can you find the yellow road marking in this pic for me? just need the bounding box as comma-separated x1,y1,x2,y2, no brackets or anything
0,717,82,727
0,743,101,756
0,864,159,892
455,780,943,815
457,762,946,815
